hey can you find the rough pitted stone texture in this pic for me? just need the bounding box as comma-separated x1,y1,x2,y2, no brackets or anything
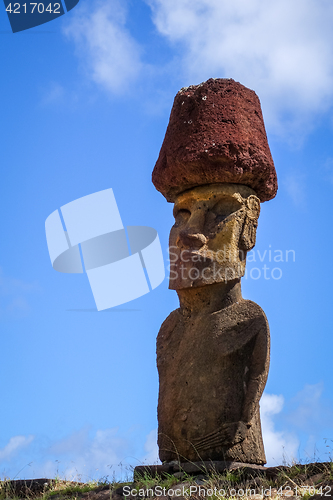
155,183,269,464
134,461,268,480
157,297,270,464
168,184,260,290
152,78,277,202
153,80,275,466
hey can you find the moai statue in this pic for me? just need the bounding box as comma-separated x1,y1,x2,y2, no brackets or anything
152,79,278,465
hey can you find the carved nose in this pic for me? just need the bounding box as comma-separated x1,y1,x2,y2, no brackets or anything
178,229,207,249
177,211,207,249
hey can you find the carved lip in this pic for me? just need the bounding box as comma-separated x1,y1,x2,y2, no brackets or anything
172,249,213,262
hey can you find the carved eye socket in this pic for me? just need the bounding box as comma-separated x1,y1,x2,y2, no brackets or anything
211,199,242,222
174,208,191,224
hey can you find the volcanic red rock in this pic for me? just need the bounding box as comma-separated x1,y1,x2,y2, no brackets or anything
152,78,277,203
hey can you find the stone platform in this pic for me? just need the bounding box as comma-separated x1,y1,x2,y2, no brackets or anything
134,461,287,481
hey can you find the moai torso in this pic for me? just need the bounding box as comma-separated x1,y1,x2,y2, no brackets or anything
157,299,269,463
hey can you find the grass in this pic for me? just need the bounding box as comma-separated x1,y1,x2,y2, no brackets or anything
128,458,333,500
0,477,118,500
1,458,333,499
133,471,182,491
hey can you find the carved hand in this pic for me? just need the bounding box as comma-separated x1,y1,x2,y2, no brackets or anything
220,420,251,445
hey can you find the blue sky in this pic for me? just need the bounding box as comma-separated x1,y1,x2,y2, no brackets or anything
1,0,333,481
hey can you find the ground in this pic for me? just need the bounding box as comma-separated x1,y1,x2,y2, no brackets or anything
1,461,333,500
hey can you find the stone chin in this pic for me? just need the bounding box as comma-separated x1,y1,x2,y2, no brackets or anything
168,183,260,290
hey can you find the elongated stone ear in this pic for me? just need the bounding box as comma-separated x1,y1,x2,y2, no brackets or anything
240,195,261,251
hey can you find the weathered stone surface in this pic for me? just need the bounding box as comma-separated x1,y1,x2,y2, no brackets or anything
1,479,54,497
168,184,260,290
155,182,270,464
133,461,333,482
152,78,277,203
157,292,269,463
134,461,267,480
154,81,274,466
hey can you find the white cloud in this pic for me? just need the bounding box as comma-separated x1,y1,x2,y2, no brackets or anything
141,429,160,465
64,0,143,94
260,393,299,465
2,387,331,478
1,427,159,482
63,0,333,136
0,435,34,461
288,383,333,432
45,427,132,481
147,0,333,135
262,384,333,462
48,427,90,457
47,427,160,479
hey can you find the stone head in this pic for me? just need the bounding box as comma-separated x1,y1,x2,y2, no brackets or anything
169,183,260,289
